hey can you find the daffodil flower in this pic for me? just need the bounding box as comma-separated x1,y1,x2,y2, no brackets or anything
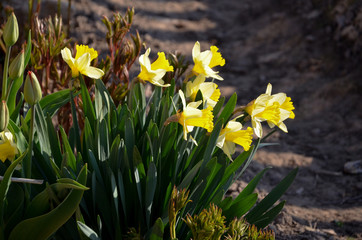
61,44,104,79
216,117,253,160
0,129,18,162
186,74,221,108
264,83,295,131
245,83,295,138
166,90,213,142
192,41,225,80
138,48,174,87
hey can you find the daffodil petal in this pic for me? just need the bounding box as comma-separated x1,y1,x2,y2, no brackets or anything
75,53,91,74
84,66,104,79
179,90,187,109
192,41,201,61
61,47,75,69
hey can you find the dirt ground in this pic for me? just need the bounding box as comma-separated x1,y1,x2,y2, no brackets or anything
7,0,362,239
71,0,362,239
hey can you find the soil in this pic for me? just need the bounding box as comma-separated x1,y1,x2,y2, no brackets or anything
6,0,362,239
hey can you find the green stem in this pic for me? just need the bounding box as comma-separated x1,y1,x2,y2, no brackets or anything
1,46,12,100
4,80,14,103
23,104,35,200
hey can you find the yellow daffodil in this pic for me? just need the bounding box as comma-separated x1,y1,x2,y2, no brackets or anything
0,129,18,162
138,48,174,87
165,90,213,142
245,83,295,138
192,41,225,80
217,118,253,160
61,44,104,79
186,74,221,108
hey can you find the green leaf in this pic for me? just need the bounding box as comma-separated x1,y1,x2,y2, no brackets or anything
212,96,225,117
178,161,202,190
46,114,62,168
9,93,23,122
60,126,77,172
236,167,271,202
34,103,52,156
117,170,127,220
3,184,24,238
125,118,135,167
201,119,223,169
110,171,120,221
80,75,96,129
252,201,285,229
150,218,164,240
24,89,75,123
70,91,82,154
57,178,89,190
223,193,258,220
97,119,109,161
145,162,157,228
87,150,104,188
246,168,298,224
0,150,28,226
7,120,28,153
217,93,237,124
8,164,88,240
77,221,100,240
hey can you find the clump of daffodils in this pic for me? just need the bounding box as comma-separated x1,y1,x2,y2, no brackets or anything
160,41,294,159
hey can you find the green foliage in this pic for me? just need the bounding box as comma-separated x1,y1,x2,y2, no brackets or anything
0,9,297,240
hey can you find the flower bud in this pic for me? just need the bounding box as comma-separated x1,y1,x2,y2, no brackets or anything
9,50,24,80
0,101,9,132
3,13,19,47
24,71,42,105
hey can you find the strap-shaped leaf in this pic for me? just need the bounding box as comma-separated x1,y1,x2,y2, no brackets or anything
252,201,285,229
246,167,298,223
150,218,164,240
212,96,225,117
145,162,157,228
80,74,96,129
0,150,28,226
223,193,258,220
217,93,237,124
46,114,62,168
8,164,88,240
60,126,76,172
236,167,271,202
77,221,100,240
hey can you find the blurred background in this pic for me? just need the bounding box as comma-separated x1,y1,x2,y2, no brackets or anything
1,0,362,239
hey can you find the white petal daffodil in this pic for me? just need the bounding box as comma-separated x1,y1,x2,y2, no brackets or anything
216,117,253,160
186,74,221,108
138,48,174,87
245,83,295,138
192,41,225,80
61,44,104,79
165,90,214,144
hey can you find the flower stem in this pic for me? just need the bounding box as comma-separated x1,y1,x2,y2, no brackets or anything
1,46,12,100
23,104,35,200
